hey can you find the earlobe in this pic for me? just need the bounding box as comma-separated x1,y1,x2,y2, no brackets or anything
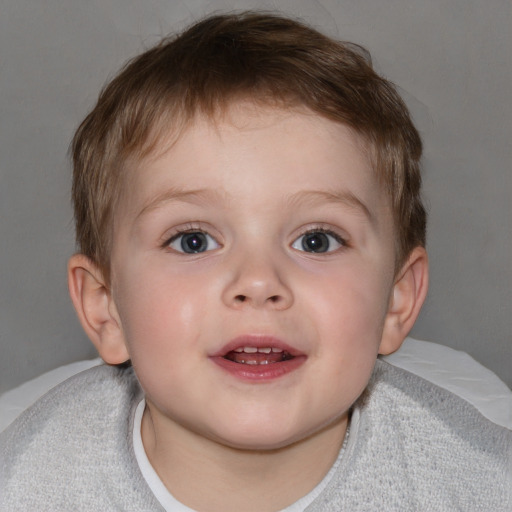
379,247,429,355
67,254,129,364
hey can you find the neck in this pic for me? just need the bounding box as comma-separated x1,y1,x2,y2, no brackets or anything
141,405,348,512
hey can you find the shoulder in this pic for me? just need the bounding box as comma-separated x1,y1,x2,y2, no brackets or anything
367,359,512,447
311,360,512,511
0,365,160,510
1,364,141,449
368,360,512,476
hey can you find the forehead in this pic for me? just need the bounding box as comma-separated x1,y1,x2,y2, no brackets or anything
120,104,389,220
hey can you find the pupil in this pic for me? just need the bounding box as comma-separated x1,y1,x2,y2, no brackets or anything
181,232,207,253
302,232,329,253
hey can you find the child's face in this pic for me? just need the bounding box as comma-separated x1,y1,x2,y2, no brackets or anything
109,104,398,450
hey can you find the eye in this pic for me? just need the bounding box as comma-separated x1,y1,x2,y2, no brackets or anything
292,230,345,253
168,231,219,254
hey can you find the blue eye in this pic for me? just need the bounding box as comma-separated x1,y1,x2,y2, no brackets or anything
292,230,344,253
169,231,219,254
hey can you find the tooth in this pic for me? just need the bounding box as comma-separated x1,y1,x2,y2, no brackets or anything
234,348,244,353
258,347,272,354
244,347,258,353
271,348,283,353
260,360,269,365
246,360,258,365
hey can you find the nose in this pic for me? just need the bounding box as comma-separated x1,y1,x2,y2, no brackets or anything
221,252,294,311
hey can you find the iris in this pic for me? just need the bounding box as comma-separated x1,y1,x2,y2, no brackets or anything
301,232,330,253
180,232,208,253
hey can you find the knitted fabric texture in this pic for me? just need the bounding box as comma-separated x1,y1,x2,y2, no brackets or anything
1,360,510,511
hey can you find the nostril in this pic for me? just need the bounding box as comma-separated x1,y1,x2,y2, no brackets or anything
234,294,282,304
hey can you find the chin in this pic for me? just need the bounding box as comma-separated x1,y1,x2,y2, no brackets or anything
202,419,302,451
218,434,303,452
208,416,337,453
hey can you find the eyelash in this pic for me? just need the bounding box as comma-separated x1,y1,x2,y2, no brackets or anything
162,224,220,254
162,225,348,254
292,227,348,254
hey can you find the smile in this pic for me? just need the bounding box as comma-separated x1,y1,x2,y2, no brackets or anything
224,346,294,365
211,336,306,381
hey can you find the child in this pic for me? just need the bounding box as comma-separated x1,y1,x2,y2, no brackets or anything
1,11,510,511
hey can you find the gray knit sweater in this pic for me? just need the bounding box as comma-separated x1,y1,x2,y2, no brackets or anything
1,360,511,511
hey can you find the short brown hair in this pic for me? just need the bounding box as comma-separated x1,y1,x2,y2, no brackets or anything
72,11,425,281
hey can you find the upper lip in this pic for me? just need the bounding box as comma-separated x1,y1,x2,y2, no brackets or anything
211,334,304,358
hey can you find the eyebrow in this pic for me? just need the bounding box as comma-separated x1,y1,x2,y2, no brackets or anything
136,188,224,219
287,189,374,222
137,186,374,223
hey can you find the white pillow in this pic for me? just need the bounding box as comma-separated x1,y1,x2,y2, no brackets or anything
1,337,511,432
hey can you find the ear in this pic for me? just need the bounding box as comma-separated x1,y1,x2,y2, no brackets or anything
379,247,429,355
67,254,129,364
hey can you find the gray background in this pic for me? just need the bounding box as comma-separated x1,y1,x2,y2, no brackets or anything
0,0,510,393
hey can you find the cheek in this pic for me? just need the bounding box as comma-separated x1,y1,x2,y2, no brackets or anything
305,265,391,351
113,263,211,356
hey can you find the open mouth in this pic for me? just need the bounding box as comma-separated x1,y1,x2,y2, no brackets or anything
223,346,295,365
211,336,305,380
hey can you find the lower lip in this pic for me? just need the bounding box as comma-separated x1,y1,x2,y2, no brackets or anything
211,355,306,382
